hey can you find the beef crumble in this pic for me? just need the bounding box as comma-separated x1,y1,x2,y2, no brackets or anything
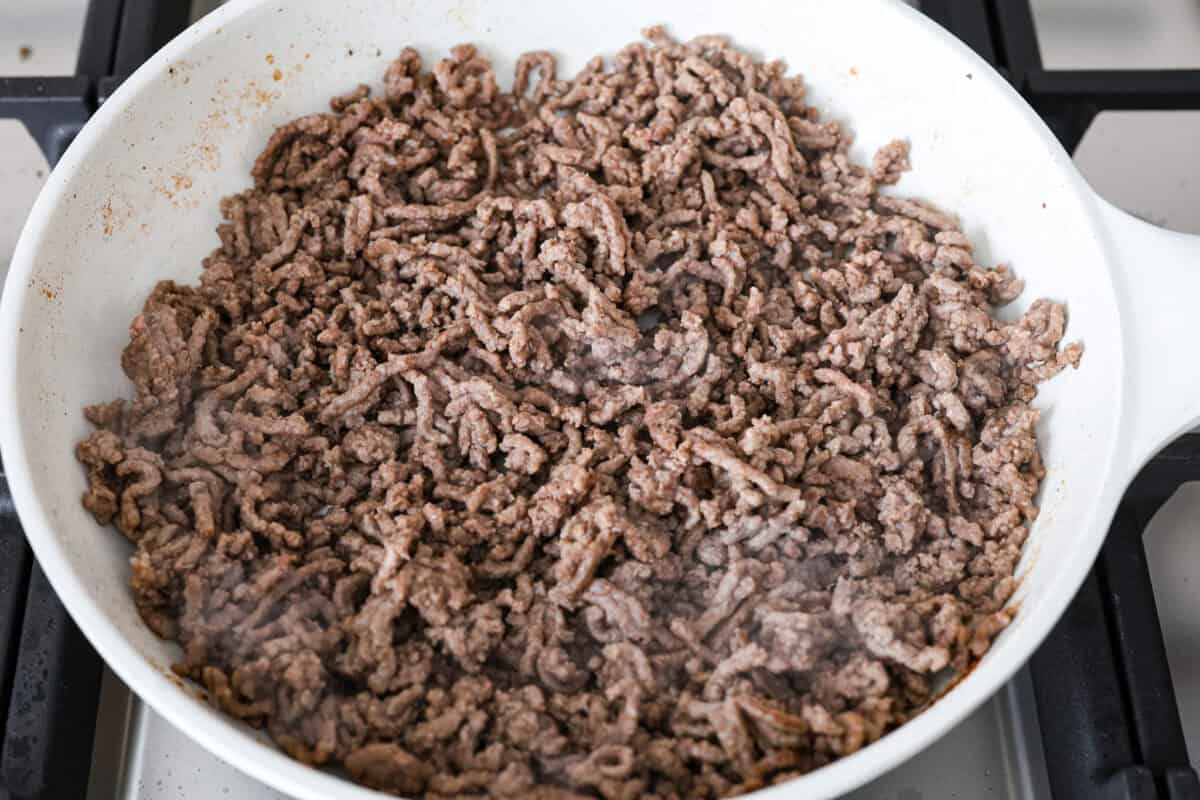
77,29,1081,799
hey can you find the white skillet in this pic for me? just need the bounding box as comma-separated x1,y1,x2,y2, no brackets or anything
2,0,1199,797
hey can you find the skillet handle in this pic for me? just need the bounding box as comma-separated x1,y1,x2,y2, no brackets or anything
1095,197,1200,472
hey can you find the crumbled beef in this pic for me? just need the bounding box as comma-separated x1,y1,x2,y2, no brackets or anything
78,27,1080,798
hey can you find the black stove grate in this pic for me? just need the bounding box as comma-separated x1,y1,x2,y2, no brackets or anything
0,1,1198,798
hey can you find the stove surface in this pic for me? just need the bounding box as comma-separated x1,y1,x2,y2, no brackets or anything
1,2,1198,799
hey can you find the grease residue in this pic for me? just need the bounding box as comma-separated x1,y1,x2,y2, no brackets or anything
101,199,114,237
150,64,285,208
240,79,279,109
33,274,63,305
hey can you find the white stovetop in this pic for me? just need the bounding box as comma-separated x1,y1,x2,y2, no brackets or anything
3,2,1200,799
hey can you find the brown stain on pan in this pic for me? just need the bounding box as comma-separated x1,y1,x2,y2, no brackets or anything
101,199,114,238
96,190,137,236
35,273,62,302
149,58,289,209
240,79,280,109
938,658,980,701
164,665,208,701
85,48,297,240
83,49,305,291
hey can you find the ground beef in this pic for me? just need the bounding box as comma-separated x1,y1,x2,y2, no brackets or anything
77,28,1081,798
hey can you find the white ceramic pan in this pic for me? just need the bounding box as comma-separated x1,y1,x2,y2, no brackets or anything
2,0,1199,797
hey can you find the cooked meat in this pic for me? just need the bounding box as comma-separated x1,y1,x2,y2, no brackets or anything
77,27,1080,798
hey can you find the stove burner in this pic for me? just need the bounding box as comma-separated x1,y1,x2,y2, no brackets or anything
0,1,1197,798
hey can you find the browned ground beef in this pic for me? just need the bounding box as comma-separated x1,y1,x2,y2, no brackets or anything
76,28,1081,799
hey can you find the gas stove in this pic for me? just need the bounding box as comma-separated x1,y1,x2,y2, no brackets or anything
2,2,1200,799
